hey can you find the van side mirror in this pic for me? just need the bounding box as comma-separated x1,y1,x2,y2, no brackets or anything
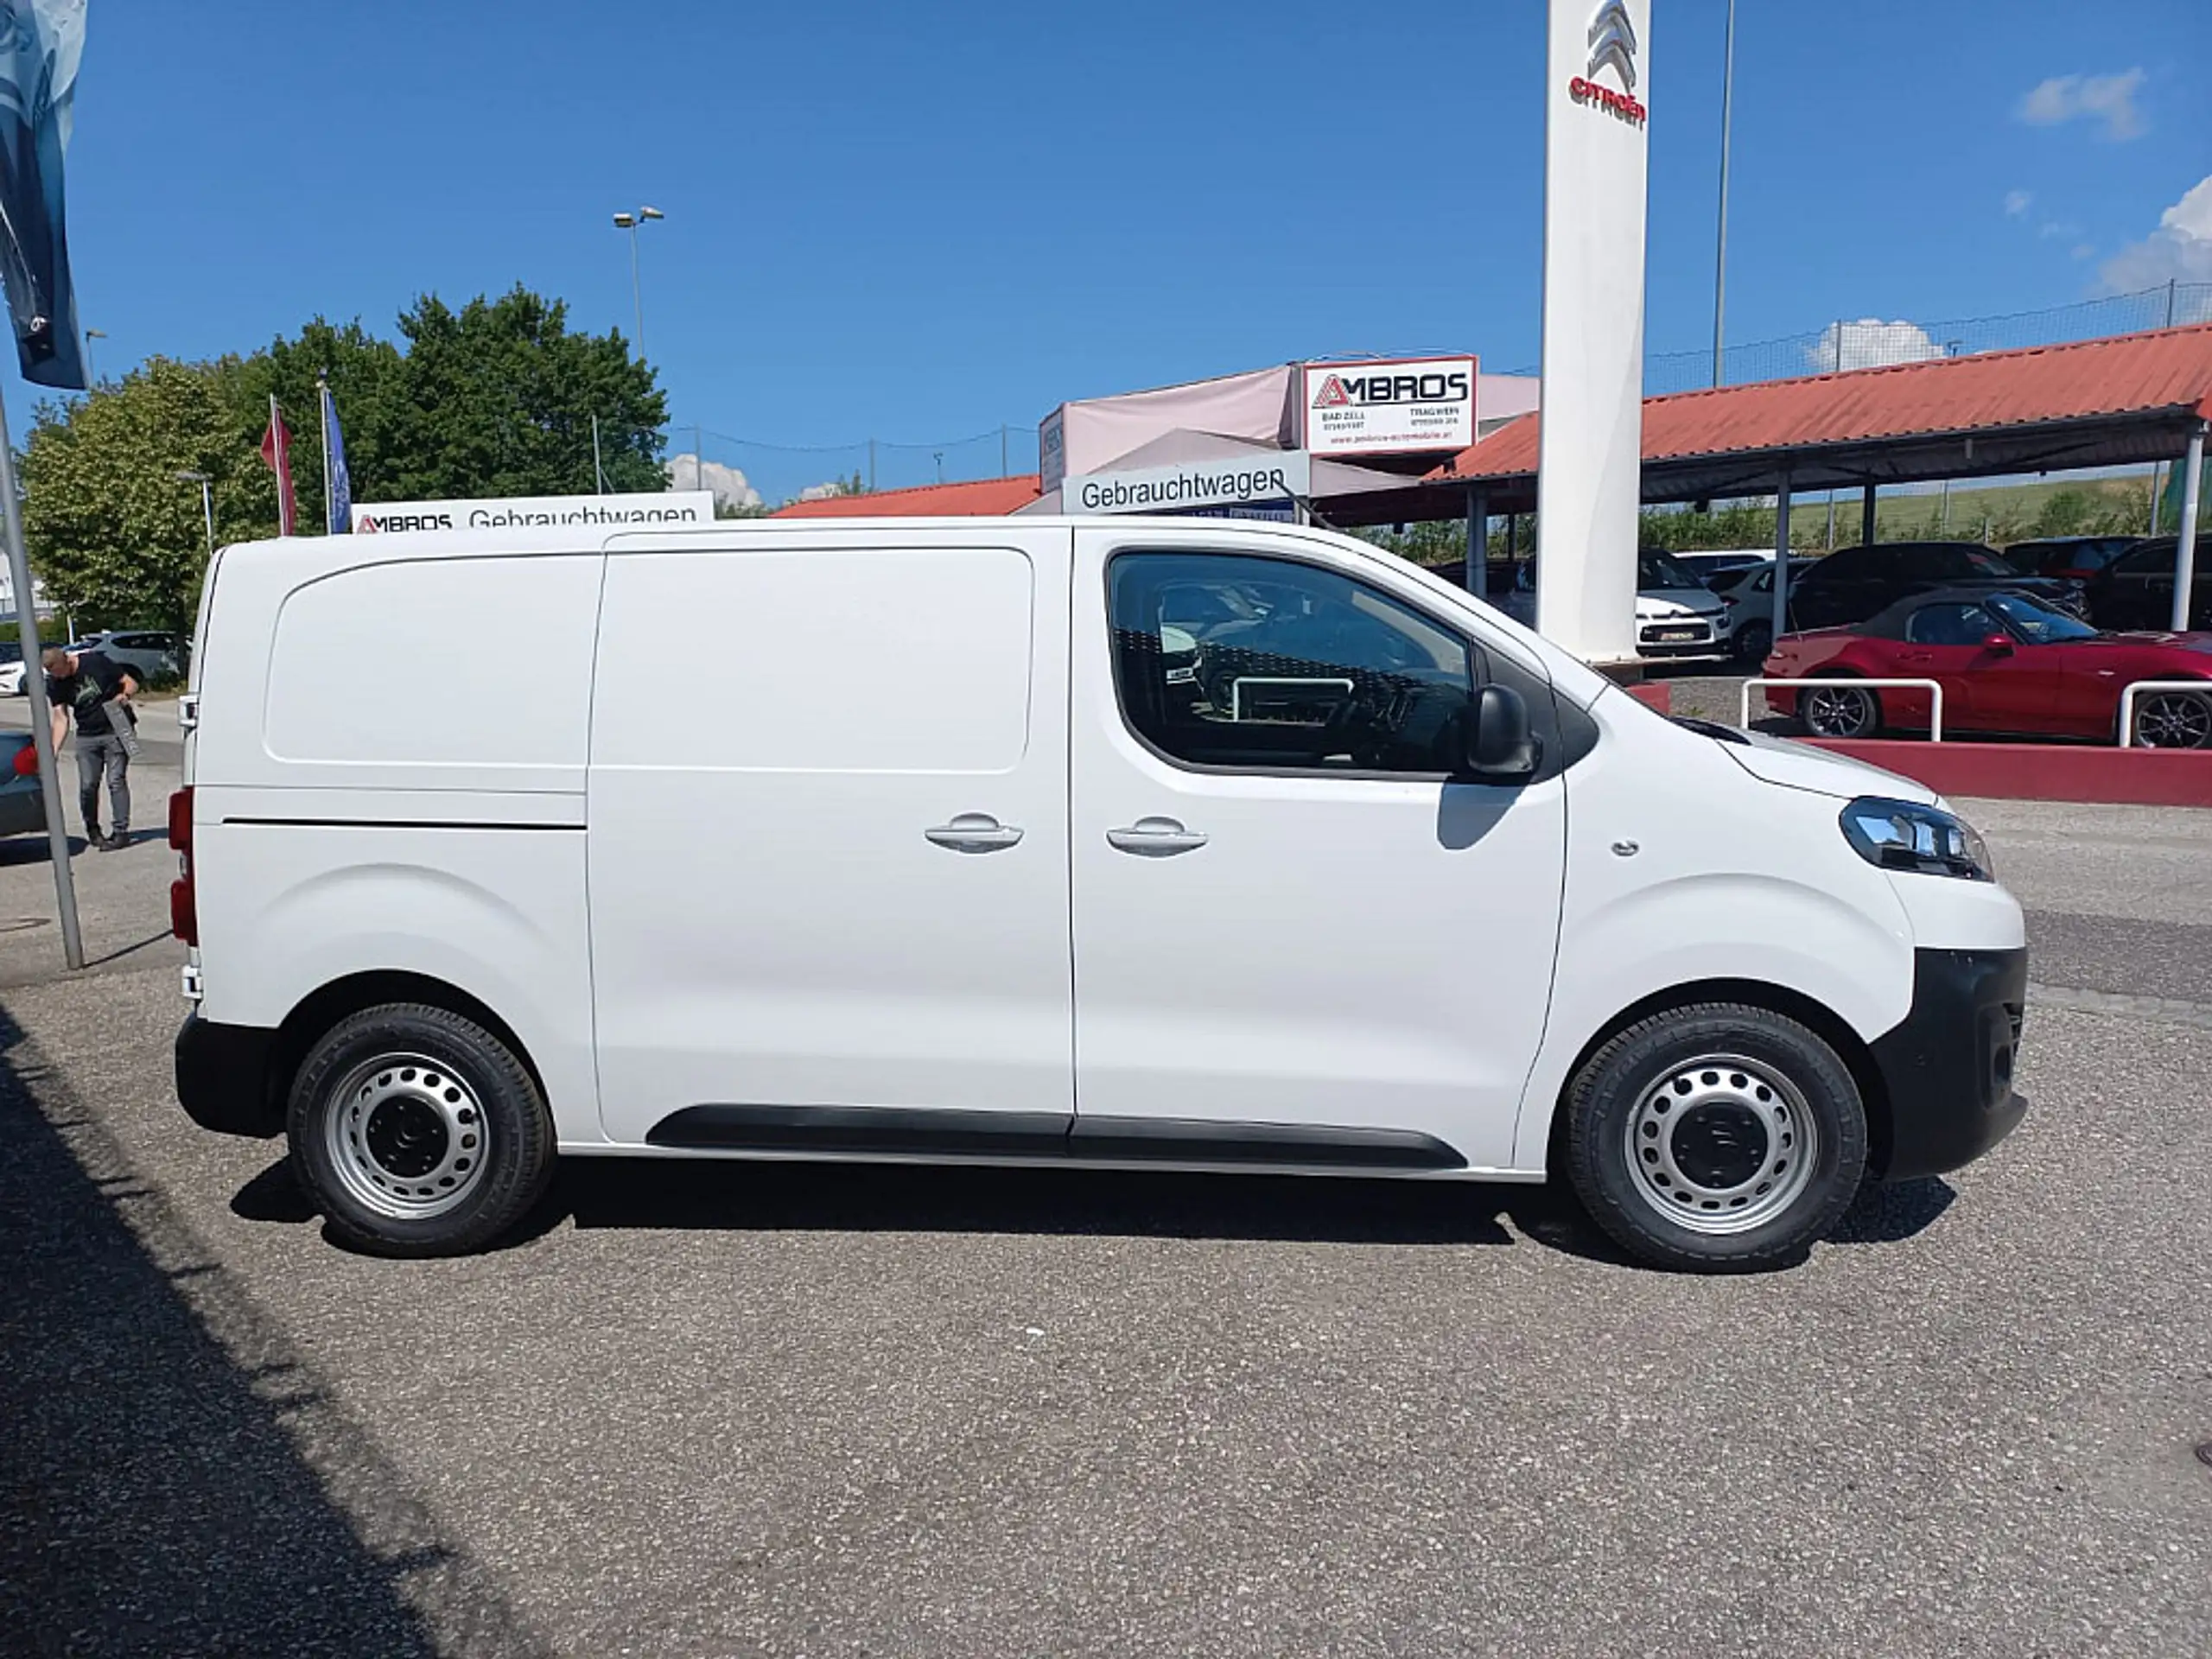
1980,632,2014,656
1463,683,1539,779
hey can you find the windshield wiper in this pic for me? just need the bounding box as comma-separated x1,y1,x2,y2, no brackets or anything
1671,715,1749,746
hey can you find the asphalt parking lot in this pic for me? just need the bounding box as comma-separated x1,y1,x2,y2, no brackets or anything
1,700,2208,1656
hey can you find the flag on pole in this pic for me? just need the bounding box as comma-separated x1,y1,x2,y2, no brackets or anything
259,395,298,535
0,0,89,389
321,378,352,534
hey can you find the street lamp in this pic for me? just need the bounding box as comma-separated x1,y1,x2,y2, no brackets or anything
611,205,664,358
82,327,105,385
175,469,214,562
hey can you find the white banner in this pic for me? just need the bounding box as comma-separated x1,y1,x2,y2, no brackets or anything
1066,452,1311,516
353,491,718,534
1301,357,1476,455
1535,0,1649,664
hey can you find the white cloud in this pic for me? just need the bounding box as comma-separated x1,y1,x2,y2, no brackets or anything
797,479,848,502
2037,219,2080,239
2098,173,2212,292
2018,69,2145,140
664,452,762,511
1806,318,1944,373
2005,188,2032,218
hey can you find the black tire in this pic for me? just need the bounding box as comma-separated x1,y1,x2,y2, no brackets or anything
1562,1002,1868,1273
287,1002,555,1257
1732,620,1773,664
1796,678,1880,739
2129,687,2212,750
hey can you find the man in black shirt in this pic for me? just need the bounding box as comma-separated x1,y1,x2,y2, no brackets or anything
42,645,139,850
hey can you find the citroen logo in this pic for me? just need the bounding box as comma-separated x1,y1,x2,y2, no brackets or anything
1587,0,1638,92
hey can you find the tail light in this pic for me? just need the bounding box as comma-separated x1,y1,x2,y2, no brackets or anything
168,786,196,944
10,742,36,778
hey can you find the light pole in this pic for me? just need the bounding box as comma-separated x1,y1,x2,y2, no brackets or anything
1712,0,1736,388
611,205,664,358
82,327,105,385
175,469,214,562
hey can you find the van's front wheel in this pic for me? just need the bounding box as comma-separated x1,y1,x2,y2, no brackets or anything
1563,1003,1867,1272
288,1003,555,1257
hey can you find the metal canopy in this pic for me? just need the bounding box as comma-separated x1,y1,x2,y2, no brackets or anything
1402,323,2212,522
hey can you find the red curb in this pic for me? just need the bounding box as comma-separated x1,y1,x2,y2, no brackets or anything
1624,683,1672,713
1802,739,2212,808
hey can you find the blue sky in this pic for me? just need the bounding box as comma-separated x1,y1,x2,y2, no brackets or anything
22,0,2212,503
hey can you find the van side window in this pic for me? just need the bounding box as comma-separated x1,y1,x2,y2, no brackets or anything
1109,552,1478,775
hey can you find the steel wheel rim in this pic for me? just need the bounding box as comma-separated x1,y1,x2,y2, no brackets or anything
2135,692,2211,749
1623,1052,1819,1236
321,1052,490,1220
1802,686,1871,736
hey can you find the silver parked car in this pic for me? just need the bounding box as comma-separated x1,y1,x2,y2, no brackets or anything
65,629,187,686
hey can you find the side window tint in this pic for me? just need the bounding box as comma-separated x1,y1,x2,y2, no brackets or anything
1109,552,1478,774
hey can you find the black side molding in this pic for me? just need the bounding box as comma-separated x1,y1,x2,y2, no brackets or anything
1068,1116,1464,1169
647,1103,1074,1157
645,1103,1465,1171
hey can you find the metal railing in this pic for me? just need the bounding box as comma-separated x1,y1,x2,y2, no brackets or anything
2116,681,2212,748
1739,678,1946,743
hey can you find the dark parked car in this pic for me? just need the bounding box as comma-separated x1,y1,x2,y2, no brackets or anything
1783,541,2082,632
2082,535,2212,633
2006,534,2143,585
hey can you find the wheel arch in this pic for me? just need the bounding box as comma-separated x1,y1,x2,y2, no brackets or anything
271,970,547,1120
1541,977,1897,1181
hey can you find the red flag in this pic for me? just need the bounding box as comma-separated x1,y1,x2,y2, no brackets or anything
259,395,299,536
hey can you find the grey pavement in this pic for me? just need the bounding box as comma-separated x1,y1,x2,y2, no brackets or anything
0,760,2208,1655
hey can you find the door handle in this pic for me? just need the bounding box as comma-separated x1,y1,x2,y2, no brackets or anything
925,813,1024,853
1106,816,1208,856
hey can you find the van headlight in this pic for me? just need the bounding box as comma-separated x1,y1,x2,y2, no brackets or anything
1839,797,1993,881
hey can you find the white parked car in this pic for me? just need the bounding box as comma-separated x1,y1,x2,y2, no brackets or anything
1501,550,1732,660
1707,558,1820,663
0,652,24,696
170,518,2028,1272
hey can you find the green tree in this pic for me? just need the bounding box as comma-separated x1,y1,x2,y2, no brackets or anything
385,286,665,499
21,358,247,632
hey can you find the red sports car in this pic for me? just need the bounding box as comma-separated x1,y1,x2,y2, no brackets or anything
1761,587,2212,747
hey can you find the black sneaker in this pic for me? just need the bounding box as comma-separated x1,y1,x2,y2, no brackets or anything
100,831,130,851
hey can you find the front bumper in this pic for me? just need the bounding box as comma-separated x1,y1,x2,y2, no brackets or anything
175,1014,284,1139
1868,946,2028,1179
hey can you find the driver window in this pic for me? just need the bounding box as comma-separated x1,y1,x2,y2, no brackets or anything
1109,551,1478,773
1904,603,1995,647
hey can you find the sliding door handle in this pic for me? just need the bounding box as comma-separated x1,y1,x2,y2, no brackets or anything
925,813,1024,853
1106,816,1208,856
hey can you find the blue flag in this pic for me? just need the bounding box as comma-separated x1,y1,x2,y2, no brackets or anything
0,0,90,389
321,379,352,534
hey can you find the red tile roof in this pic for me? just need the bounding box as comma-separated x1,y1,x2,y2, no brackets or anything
1433,324,2212,484
771,474,1044,518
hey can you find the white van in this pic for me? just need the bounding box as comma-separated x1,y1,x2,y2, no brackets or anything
170,518,2028,1271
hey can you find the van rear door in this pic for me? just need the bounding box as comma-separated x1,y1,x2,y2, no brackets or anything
587,527,1074,1147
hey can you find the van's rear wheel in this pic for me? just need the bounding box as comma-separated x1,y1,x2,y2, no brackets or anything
288,1003,554,1257
1563,1002,1867,1272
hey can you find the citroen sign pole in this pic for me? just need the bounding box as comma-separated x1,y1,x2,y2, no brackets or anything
1535,0,1651,667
